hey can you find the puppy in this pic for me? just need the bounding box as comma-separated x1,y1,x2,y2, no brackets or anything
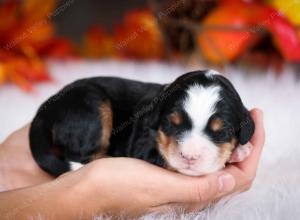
29,70,254,177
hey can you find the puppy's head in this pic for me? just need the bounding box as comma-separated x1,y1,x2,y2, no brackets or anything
157,70,254,176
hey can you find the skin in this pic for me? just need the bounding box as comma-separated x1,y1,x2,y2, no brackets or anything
0,109,265,219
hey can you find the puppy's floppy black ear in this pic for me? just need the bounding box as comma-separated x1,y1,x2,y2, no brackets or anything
212,73,242,102
212,73,255,144
239,109,255,145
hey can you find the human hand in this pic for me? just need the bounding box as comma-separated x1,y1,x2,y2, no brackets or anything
224,108,265,192
61,108,265,218
0,109,264,219
0,125,54,190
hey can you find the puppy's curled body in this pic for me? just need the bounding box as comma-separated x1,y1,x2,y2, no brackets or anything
30,71,255,177
30,77,164,176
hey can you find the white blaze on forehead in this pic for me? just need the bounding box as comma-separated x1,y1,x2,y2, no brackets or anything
183,84,221,131
167,84,222,176
205,69,220,78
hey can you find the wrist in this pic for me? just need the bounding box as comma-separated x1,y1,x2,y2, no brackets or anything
60,169,106,218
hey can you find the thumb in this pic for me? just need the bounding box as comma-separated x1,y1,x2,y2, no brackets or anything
164,172,236,203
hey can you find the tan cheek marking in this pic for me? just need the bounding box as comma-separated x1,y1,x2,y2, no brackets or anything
93,101,113,160
217,138,237,166
169,111,182,125
210,118,223,132
157,128,178,169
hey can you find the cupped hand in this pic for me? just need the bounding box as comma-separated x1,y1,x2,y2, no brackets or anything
0,125,54,190
61,108,265,218
0,109,264,219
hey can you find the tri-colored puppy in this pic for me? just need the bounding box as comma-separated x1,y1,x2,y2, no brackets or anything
29,70,254,177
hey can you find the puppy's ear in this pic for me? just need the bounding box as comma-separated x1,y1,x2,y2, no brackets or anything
239,110,255,145
212,73,255,144
173,70,207,82
213,73,242,102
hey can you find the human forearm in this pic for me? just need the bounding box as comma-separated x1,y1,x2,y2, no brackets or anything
0,172,96,220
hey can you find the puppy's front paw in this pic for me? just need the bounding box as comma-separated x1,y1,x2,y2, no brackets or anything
229,144,252,163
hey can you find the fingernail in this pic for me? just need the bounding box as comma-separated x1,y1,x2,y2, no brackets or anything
218,174,235,193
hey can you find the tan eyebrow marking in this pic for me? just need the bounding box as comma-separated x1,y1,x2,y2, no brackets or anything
210,118,223,132
169,111,183,125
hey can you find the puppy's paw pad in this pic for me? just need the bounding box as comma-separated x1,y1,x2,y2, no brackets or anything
229,144,252,163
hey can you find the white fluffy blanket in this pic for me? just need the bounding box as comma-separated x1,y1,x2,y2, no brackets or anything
0,61,299,220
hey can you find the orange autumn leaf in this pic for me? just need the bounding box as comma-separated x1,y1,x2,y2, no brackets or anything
0,0,18,33
0,63,7,85
19,45,50,81
9,22,55,52
3,54,49,92
9,72,34,92
3,0,58,50
197,4,259,64
6,53,48,80
0,54,34,91
40,37,76,59
21,0,57,24
114,9,164,59
8,0,57,50
0,0,78,91
15,60,48,82
0,44,50,91
82,26,115,58
198,2,300,63
25,22,55,49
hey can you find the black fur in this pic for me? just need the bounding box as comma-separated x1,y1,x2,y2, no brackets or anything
29,71,254,177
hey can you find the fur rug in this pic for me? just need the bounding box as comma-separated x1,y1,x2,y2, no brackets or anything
0,61,299,220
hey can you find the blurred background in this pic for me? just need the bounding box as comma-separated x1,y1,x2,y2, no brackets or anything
1,0,300,92
54,0,147,41
0,0,299,134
